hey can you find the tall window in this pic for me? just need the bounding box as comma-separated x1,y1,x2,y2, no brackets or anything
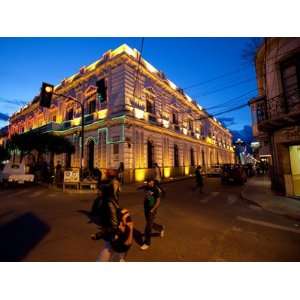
174,144,179,167
88,100,96,114
146,99,154,113
66,108,73,121
172,113,178,124
281,54,300,108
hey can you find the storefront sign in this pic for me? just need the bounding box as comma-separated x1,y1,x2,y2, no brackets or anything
64,170,80,183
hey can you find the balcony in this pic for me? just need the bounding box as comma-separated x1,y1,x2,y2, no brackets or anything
254,89,300,131
33,122,62,133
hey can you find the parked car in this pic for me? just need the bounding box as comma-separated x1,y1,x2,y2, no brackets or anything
0,161,35,185
221,164,247,185
206,164,222,177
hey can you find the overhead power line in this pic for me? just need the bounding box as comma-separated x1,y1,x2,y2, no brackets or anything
197,102,249,121
205,89,257,111
183,61,252,90
190,77,256,98
0,97,27,106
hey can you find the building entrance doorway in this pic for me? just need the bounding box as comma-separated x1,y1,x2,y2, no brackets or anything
174,144,179,167
87,140,95,171
289,145,300,196
147,140,154,168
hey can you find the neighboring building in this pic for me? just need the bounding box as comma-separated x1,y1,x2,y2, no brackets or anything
9,44,234,182
0,126,8,148
249,37,300,197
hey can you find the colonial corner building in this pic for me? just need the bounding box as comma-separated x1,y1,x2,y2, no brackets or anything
9,44,234,182
249,38,300,197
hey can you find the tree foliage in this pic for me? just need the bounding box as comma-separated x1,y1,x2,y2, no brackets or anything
0,145,10,162
8,132,75,156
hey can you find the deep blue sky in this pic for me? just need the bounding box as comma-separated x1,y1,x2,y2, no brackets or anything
0,37,258,129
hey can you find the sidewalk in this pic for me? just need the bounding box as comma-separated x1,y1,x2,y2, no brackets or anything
241,176,300,220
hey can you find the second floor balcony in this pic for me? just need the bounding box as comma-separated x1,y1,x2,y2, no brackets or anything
253,89,300,131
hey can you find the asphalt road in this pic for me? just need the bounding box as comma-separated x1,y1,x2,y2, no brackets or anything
0,177,300,261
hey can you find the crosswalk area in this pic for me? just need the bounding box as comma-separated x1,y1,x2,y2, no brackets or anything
0,187,59,200
199,191,239,206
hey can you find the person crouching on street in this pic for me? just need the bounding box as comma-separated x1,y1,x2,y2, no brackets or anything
140,178,164,250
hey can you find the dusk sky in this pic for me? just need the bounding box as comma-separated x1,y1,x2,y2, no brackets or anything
0,37,258,129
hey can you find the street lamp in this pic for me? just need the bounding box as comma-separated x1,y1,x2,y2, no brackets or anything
39,82,85,178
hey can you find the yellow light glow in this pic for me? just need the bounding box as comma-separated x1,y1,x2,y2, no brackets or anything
162,119,169,128
184,166,190,176
195,133,200,139
134,108,144,119
143,59,158,73
135,169,146,182
45,86,53,93
182,128,188,135
167,79,177,90
86,60,98,71
206,137,213,144
164,167,171,178
72,117,81,126
185,94,193,102
97,109,108,119
56,115,63,124
111,44,136,58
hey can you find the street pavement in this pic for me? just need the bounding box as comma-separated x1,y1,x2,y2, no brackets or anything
0,177,300,261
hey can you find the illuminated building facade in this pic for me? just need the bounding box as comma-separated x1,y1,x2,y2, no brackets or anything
9,44,234,182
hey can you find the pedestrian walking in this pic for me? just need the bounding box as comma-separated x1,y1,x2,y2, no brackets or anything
194,165,203,193
154,163,162,184
117,162,125,185
54,161,63,186
140,178,164,250
153,162,166,198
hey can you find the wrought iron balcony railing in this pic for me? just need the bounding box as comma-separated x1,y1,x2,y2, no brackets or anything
255,88,300,130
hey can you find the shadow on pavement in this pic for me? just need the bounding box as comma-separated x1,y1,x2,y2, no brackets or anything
133,228,144,246
0,212,50,262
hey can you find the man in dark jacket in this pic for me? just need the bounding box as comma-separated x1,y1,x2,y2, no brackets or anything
140,179,164,250
194,165,203,193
